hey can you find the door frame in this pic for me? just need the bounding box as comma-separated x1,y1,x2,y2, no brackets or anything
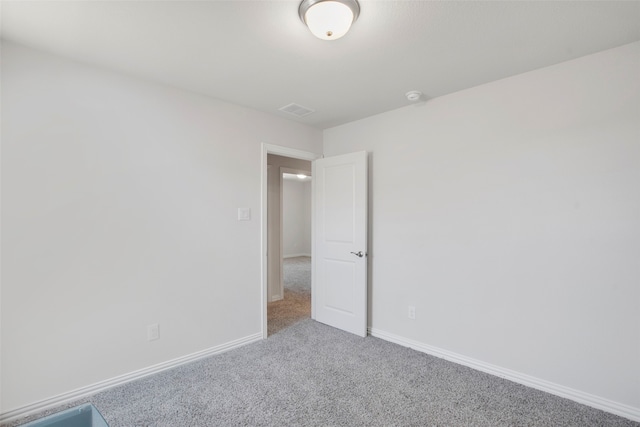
261,143,321,339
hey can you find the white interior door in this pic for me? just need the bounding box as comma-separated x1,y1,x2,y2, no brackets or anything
312,151,368,337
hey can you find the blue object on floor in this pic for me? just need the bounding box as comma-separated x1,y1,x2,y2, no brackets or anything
19,404,108,427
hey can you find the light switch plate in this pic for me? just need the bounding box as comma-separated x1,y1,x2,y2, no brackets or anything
238,208,251,221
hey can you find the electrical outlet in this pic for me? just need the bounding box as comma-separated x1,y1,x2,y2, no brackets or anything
147,324,159,341
408,306,416,320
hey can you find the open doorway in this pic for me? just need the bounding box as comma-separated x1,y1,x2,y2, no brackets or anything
268,169,312,335
261,145,368,339
261,145,321,339
266,157,311,335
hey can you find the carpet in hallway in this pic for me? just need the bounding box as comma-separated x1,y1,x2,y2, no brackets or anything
267,256,311,336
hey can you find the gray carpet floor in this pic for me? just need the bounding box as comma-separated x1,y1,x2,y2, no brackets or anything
281,257,311,294
267,257,311,336
7,258,638,426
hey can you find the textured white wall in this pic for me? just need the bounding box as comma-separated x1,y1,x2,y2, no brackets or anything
283,179,312,257
324,42,640,411
0,42,322,412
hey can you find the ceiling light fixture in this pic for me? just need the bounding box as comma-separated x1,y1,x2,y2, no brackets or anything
297,174,307,179
299,0,360,41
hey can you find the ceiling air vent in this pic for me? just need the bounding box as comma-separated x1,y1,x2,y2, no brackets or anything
279,103,315,118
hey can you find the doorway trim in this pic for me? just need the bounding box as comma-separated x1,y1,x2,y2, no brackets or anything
261,143,322,339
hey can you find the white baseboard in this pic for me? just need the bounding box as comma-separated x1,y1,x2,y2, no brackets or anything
283,253,311,259
0,332,263,424
270,294,283,302
368,327,640,423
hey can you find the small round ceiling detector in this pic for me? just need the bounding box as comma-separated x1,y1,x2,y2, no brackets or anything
406,91,422,102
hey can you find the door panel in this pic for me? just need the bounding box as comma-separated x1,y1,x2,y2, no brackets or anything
324,164,355,242
325,259,355,314
313,151,367,337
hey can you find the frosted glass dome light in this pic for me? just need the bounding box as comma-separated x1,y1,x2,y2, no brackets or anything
299,0,360,41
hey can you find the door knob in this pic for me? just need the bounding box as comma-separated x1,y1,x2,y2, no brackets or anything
350,251,365,258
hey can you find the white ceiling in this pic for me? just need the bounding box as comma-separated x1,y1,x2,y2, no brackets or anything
2,1,639,129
